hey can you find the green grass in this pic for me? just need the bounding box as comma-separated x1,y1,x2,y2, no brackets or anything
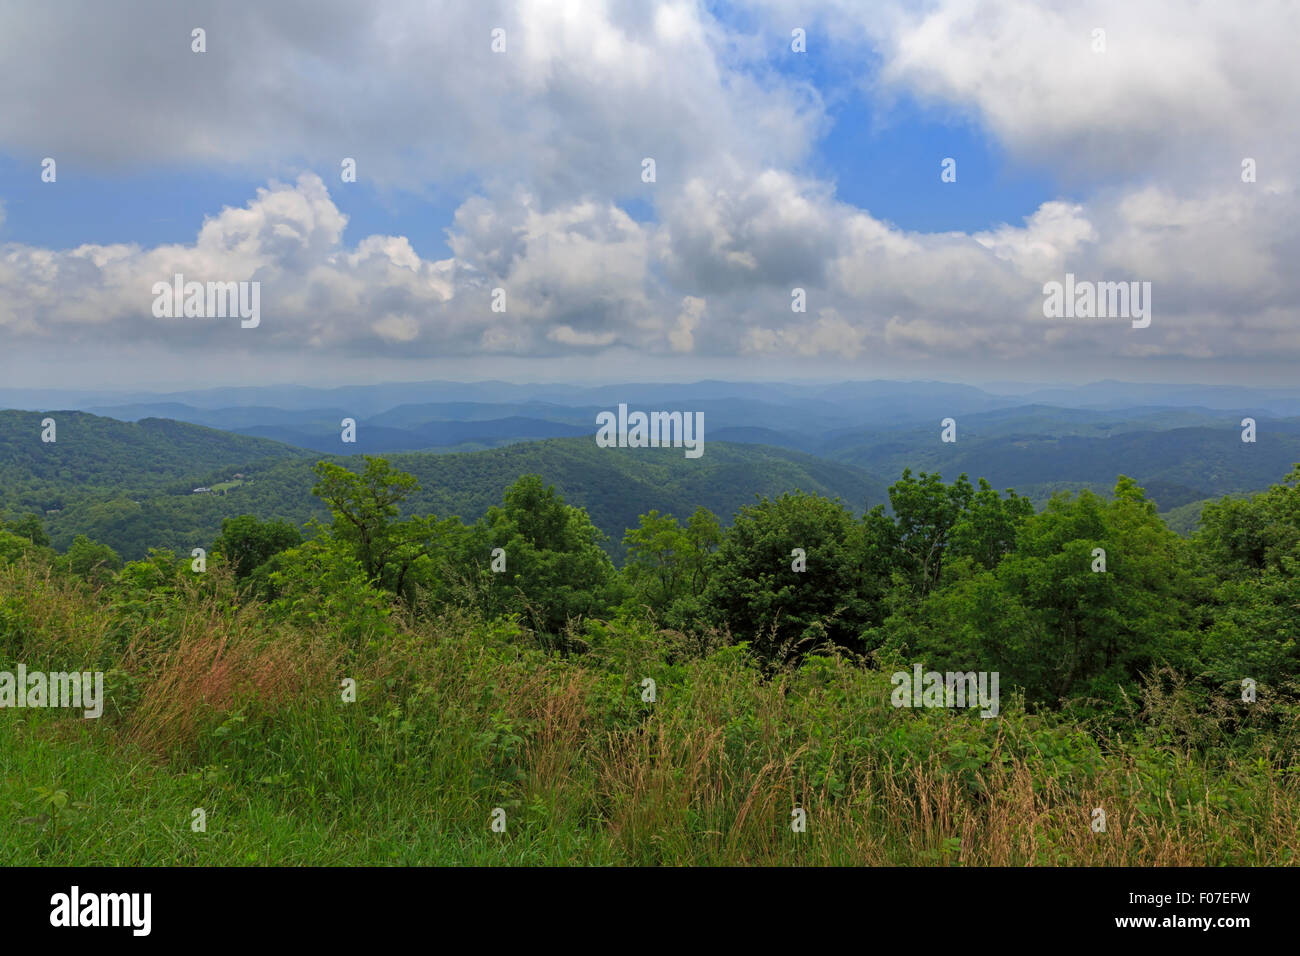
0,713,632,865
1,553,1296,867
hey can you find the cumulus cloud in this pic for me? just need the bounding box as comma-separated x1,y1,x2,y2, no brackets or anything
751,0,1300,184
744,309,868,359
0,173,653,357
1,162,1297,369
1,0,1298,382
0,0,820,202
669,296,705,352
890,1,1300,185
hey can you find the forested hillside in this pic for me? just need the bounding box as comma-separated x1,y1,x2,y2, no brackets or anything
826,417,1300,510
0,410,885,560
0,409,303,500
6,405,1297,561
44,392,1300,526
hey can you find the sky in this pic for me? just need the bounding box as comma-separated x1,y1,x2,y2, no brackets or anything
0,0,1296,390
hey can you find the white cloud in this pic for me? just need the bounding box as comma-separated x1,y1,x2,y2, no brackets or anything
744,309,869,358
548,325,618,347
669,295,705,352
1,0,1298,382
1,163,1297,370
877,0,1300,181
0,0,820,202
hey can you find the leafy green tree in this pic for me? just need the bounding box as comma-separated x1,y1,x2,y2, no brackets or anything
59,534,121,585
0,512,50,548
470,475,618,635
622,511,685,606
401,514,474,611
866,471,1034,666
115,549,184,593
621,506,722,627
264,538,395,648
0,529,45,565
681,506,722,597
891,476,1198,706
949,478,1034,570
212,514,303,579
311,456,432,601
703,491,867,667
1198,466,1300,575
1195,465,1300,687
887,469,975,595
1004,477,1197,702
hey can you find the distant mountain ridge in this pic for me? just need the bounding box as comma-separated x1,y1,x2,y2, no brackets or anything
3,381,1298,562
8,377,1300,417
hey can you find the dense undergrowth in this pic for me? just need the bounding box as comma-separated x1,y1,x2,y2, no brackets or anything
0,549,1295,866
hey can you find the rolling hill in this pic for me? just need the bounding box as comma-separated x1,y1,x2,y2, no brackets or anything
6,391,1299,562
0,410,886,561
0,409,304,500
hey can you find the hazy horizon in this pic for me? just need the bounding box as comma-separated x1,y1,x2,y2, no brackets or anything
7,369,1300,399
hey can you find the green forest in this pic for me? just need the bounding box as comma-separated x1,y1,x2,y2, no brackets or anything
0,411,885,564
9,408,1296,564
1,449,1297,865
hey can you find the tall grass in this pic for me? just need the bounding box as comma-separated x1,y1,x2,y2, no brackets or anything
0,552,1295,865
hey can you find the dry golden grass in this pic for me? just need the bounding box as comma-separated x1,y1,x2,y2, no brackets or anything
104,580,342,756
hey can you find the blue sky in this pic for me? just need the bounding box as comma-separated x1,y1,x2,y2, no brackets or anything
0,79,1063,258
0,157,472,259
0,0,1295,389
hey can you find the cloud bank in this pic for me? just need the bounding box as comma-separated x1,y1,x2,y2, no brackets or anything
0,0,1295,383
